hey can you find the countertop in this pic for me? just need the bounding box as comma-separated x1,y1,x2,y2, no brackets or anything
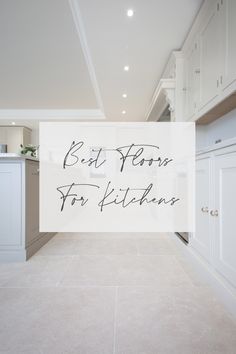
0,153,39,162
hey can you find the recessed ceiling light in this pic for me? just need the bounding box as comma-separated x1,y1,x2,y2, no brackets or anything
124,65,129,71
122,93,127,98
122,110,126,114
11,122,16,125
127,9,134,17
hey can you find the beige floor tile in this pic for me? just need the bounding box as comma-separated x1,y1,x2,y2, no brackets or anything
0,287,115,354
0,232,236,354
137,238,177,255
36,238,137,256
60,254,191,287
115,286,236,354
0,256,73,287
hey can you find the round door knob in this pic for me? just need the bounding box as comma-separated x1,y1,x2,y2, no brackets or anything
210,210,218,216
201,207,209,213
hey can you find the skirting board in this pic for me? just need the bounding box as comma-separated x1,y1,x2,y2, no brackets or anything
0,232,56,262
170,233,236,319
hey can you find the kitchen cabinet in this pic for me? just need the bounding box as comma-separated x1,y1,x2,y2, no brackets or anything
181,0,236,122
184,40,200,120
191,141,236,288
198,0,221,111
221,0,236,93
0,157,55,261
25,160,40,246
192,155,212,261
213,148,236,287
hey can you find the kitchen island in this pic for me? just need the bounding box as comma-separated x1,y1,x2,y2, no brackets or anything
0,154,55,261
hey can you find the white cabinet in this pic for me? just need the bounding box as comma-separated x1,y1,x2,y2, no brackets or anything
0,163,22,246
221,0,236,92
180,0,236,122
192,156,212,260
213,149,236,287
184,40,200,120
0,157,54,261
199,0,221,110
191,142,236,288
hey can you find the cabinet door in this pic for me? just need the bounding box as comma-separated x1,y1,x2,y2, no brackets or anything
199,1,221,110
25,161,40,245
221,0,236,91
191,156,212,260
0,163,22,247
185,41,200,120
213,150,236,287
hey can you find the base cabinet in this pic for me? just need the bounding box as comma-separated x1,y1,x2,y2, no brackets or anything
192,143,236,288
0,158,55,261
192,155,212,260
213,149,236,287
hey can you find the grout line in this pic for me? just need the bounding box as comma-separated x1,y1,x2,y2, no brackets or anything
112,286,118,354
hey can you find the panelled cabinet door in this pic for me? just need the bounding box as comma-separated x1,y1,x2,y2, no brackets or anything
185,41,200,120
0,163,22,247
199,0,221,110
25,161,40,246
221,0,236,91
213,150,236,287
192,156,212,260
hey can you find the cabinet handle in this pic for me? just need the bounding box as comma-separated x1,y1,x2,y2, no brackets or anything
210,210,218,216
217,79,219,88
195,69,200,74
201,207,209,213
220,75,223,85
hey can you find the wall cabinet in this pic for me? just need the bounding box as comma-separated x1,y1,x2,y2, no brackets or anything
182,0,236,122
199,0,221,110
192,142,236,288
184,40,200,120
221,0,236,93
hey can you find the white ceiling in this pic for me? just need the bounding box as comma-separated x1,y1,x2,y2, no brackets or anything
0,0,203,123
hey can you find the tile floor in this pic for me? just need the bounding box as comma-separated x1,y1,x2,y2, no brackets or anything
0,233,236,354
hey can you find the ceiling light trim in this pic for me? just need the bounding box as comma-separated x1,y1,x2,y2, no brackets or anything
68,0,105,114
